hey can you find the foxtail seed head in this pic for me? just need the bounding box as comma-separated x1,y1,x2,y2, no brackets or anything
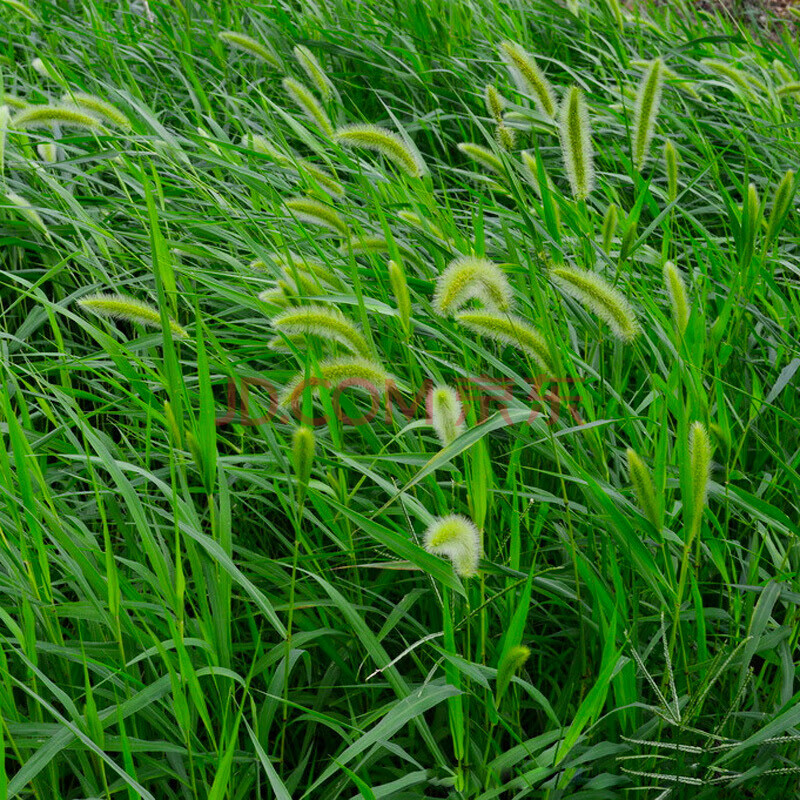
495,646,531,704
663,261,689,335
271,305,371,357
485,84,506,123
11,104,103,130
457,142,505,175
689,422,712,520
78,293,188,339
550,267,639,342
558,86,594,200
429,385,465,446
434,256,513,316
499,41,557,119
217,31,280,67
37,142,58,162
334,124,427,178
626,448,661,530
423,514,482,578
388,260,412,336
632,58,663,172
455,310,554,374
279,357,392,407
61,92,132,129
293,45,333,101
5,192,47,233
601,204,618,253
765,169,795,246
664,140,678,203
292,426,315,498
282,77,334,137
285,196,348,236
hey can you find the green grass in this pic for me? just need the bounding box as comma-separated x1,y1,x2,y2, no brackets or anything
0,0,799,797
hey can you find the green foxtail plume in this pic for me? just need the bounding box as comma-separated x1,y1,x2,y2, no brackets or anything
689,422,712,523
242,133,291,164
2,0,39,23
773,59,794,84
271,305,371,357
279,357,392,407
388,260,411,336
765,169,795,247
632,57,663,171
601,204,618,253
250,252,343,290
78,293,188,339
434,256,513,316
626,448,661,530
777,82,800,98
423,514,482,578
429,385,464,446
496,124,516,151
61,92,132,129
334,124,427,178
282,77,334,136
37,142,57,162
285,197,348,236
456,310,553,374
499,41,557,118
664,140,678,203
217,31,279,67
485,84,505,122
495,646,530,705
11,104,102,130
457,142,504,175
293,45,333,101
550,266,639,342
291,426,315,500
700,59,759,99
5,192,46,233
663,261,689,335
558,86,594,200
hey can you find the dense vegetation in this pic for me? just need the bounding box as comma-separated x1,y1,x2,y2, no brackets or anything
1,0,799,797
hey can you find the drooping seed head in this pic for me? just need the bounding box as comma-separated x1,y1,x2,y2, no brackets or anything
664,140,679,203
4,191,47,233
271,305,371,357
632,58,664,172
334,124,427,178
60,92,132,129
457,142,505,176
663,261,690,335
77,293,188,339
279,357,393,407
485,84,506,122
434,256,513,316
285,196,349,236
11,104,103,131
558,86,594,200
626,448,661,530
388,260,412,336
495,645,531,704
550,266,639,342
291,426,315,493
765,169,795,246
499,41,557,119
283,77,334,137
218,31,280,67
689,421,712,519
293,45,333,101
429,385,465,446
423,514,482,578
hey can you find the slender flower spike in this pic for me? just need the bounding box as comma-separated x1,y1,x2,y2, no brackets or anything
664,140,679,203
61,92,132,129
765,169,795,247
495,646,531,704
626,448,661,530
334,124,427,178
456,310,554,374
485,85,505,123
434,256,513,316
11,104,103,130
293,45,333,101
283,77,334,136
271,305,371,357
291,426,315,496
558,87,594,200
279,357,392,406
423,514,482,578
4,192,47,233
689,422,712,521
550,267,639,342
601,204,618,253
285,197,348,236
499,41,557,118
217,31,280,67
632,58,664,171
388,260,412,336
429,385,465,446
78,293,188,339
663,261,690,335
457,142,505,175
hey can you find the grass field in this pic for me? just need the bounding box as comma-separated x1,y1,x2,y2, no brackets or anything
1,0,799,797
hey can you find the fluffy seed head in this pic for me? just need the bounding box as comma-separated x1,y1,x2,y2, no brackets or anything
429,385,465,446
663,261,689,335
632,58,664,171
285,196,349,236
550,267,639,342
456,310,553,374
242,132,290,163
485,84,506,122
765,169,795,246
61,92,132,129
334,124,427,178
776,81,800,98
293,45,333,101
434,256,513,316
291,426,315,492
217,31,280,67
499,41,557,118
558,86,594,200
626,448,661,530
457,142,504,175
423,514,482,578
37,142,58,162
388,260,412,336
4,191,47,233
496,645,531,703
601,204,618,253
279,357,393,407
271,305,371,357
11,104,103,130
78,293,188,339
283,77,334,137
689,422,712,518
664,140,679,203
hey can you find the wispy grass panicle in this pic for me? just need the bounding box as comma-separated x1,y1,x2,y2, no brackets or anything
456,310,554,374
663,261,689,335
242,132,291,164
218,30,279,67
4,191,47,233
632,57,664,171
388,260,411,336
550,266,639,342
271,305,371,357
37,142,58,162
11,104,103,130
61,92,132,129
765,169,795,246
291,426,315,498
776,82,800,98
558,86,594,200
495,646,531,704
283,77,334,136
293,45,334,101
689,422,712,520
626,448,661,530
423,514,482,578
429,385,465,446
280,357,392,406
458,142,505,175
285,196,348,236
602,204,618,253
499,41,557,118
485,84,506,122
664,140,678,203
78,293,187,338
434,256,513,316
334,124,427,178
